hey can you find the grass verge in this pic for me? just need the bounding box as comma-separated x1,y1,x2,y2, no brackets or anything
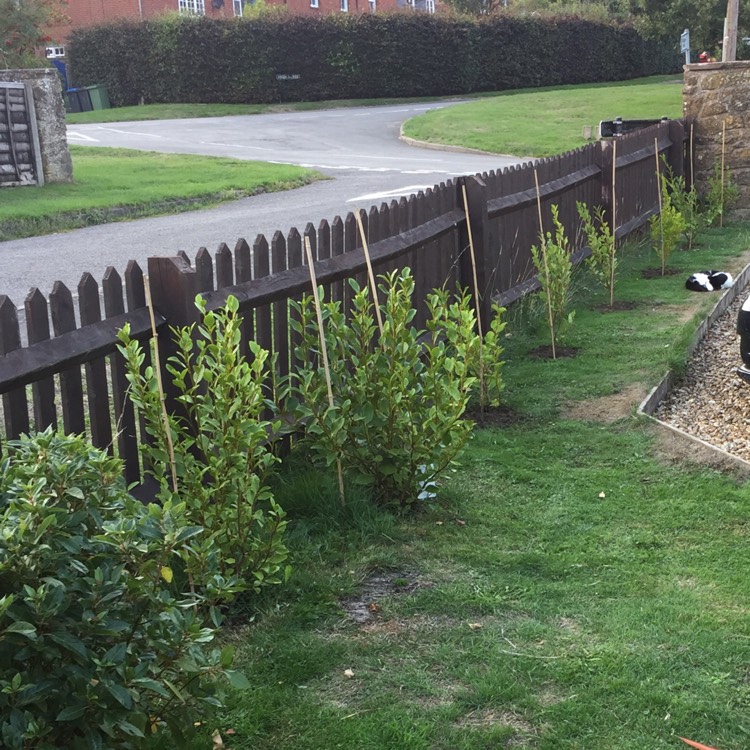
167,222,750,750
0,147,323,242
402,75,684,158
64,96,456,125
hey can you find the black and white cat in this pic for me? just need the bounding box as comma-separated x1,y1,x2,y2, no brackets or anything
685,270,734,292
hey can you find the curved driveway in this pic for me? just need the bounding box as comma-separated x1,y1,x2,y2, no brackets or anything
1,101,525,304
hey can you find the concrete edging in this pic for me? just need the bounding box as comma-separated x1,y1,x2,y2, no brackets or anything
637,261,750,476
399,126,528,160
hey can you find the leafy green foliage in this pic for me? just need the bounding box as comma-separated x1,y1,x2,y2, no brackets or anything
0,431,237,750
0,0,67,68
650,174,687,275
288,270,480,509
477,303,507,408
117,295,288,600
577,201,617,307
703,160,740,228
67,14,678,107
663,166,701,250
530,204,575,357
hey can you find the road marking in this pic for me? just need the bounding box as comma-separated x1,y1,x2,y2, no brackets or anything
347,185,436,203
94,126,164,138
66,132,99,142
201,141,274,152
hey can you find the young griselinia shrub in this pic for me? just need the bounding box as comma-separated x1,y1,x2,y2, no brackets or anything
530,204,575,358
117,294,289,600
288,269,485,509
577,201,617,307
650,174,687,276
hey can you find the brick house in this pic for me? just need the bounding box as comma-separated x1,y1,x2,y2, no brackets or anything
46,0,434,46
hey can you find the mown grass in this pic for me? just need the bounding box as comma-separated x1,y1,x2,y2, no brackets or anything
0,147,322,241
64,95,453,125
160,223,750,750
402,75,684,157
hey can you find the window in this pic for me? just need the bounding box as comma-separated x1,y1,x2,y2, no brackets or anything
178,0,205,14
425,0,435,11
233,0,242,14
310,0,319,7
340,0,348,11
368,0,376,10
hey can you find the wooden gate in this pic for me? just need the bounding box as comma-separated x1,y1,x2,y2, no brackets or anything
0,82,44,188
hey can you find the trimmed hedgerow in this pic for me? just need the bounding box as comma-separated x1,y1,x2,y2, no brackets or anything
67,13,679,107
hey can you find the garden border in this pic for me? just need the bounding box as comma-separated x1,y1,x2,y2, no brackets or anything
638,260,750,477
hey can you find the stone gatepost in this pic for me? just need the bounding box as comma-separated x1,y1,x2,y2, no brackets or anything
683,61,750,221
0,68,73,185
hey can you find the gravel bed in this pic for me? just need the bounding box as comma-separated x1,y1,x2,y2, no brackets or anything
655,286,750,460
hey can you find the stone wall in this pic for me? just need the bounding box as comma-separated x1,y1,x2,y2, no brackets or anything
683,61,750,221
0,68,73,185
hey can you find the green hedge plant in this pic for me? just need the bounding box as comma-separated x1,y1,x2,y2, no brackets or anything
117,294,289,601
68,14,678,107
704,160,740,228
0,430,245,750
577,201,618,307
288,269,484,509
531,204,575,358
650,174,687,275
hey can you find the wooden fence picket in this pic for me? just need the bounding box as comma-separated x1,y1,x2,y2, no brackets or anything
49,281,85,437
78,273,112,452
0,295,29,442
25,288,57,432
103,267,139,484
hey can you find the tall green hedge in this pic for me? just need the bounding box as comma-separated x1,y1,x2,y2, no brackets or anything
67,14,679,107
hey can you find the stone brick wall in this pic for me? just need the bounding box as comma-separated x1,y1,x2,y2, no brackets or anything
0,68,73,185
683,61,750,220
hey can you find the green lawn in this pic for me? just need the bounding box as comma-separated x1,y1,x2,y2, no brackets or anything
0,147,322,241
402,76,684,157
64,96,451,125
164,223,750,750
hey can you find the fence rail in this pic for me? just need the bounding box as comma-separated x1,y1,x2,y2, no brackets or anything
0,119,690,487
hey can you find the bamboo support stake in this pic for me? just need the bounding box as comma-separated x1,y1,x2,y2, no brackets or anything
721,120,726,228
304,236,345,506
461,183,486,414
655,138,665,275
610,139,617,308
533,167,556,359
355,210,384,336
144,275,178,493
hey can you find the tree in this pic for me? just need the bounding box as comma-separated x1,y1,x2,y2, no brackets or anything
0,0,68,69
441,0,506,16
636,0,750,55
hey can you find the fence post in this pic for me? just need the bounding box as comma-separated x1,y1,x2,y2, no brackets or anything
595,139,615,235
147,256,199,412
458,175,491,332
667,119,686,182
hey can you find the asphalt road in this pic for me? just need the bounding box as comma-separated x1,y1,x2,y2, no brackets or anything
1,100,525,306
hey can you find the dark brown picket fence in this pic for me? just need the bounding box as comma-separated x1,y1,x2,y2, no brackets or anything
0,119,690,487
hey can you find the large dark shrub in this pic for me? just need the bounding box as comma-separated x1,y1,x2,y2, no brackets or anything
0,430,242,750
67,13,680,107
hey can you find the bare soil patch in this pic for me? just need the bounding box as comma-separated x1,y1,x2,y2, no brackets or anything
340,569,429,625
529,345,579,360
564,382,650,424
593,300,638,312
466,404,526,428
641,267,681,279
456,708,534,732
